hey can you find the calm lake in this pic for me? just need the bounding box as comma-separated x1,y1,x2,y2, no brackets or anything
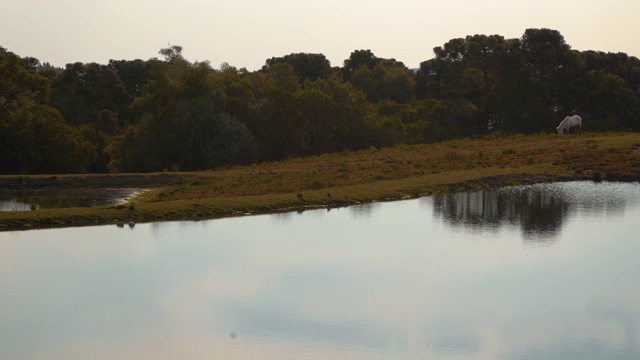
1,181,639,359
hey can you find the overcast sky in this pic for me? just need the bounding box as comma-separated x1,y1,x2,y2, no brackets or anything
2,0,639,70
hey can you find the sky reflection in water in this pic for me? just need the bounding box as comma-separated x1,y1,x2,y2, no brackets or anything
1,181,639,359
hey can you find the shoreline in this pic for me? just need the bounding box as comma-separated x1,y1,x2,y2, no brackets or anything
1,132,639,232
0,172,626,233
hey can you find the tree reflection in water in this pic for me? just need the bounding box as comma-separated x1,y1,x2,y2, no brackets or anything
431,182,629,242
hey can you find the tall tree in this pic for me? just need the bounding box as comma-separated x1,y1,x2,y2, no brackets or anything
108,59,154,125
120,53,257,171
158,45,184,63
0,49,95,173
520,28,576,122
214,63,260,129
247,63,304,160
262,53,332,82
51,62,129,127
342,49,381,80
350,62,416,103
298,75,377,155
0,47,50,104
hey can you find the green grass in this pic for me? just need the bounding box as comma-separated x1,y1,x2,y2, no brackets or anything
2,132,640,231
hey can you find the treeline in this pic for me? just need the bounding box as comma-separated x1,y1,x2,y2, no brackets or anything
1,28,639,174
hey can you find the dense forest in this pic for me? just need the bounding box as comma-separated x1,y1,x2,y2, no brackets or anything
1,28,639,174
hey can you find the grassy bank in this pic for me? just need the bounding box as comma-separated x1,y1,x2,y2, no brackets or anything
2,132,640,231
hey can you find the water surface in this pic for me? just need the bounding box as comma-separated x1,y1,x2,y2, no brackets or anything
0,189,139,211
1,181,639,359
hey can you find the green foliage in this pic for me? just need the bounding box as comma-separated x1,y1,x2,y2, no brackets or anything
0,49,51,104
374,115,405,148
263,53,332,82
117,59,257,171
158,45,184,63
298,75,377,155
0,49,96,173
105,125,138,172
246,63,304,160
342,49,380,79
349,55,416,103
1,99,95,173
2,29,640,175
51,62,129,126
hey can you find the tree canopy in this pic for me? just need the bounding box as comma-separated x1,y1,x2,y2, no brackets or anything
1,30,639,174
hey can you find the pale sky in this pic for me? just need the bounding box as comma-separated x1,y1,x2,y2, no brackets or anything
2,0,639,71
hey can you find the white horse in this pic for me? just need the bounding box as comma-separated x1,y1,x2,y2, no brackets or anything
556,115,582,136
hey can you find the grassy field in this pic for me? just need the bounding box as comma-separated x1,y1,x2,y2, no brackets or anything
2,132,640,231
